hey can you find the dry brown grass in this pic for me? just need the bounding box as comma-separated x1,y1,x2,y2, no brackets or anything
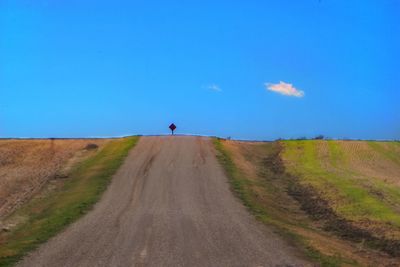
0,139,110,219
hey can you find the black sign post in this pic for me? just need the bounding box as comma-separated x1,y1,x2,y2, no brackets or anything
169,123,176,135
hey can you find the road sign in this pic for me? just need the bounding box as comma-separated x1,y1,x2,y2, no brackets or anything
169,123,176,135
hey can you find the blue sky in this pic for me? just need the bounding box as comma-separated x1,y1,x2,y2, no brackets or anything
1,0,399,140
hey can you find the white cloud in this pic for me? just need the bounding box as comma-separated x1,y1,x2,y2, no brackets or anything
206,84,222,92
265,81,304,97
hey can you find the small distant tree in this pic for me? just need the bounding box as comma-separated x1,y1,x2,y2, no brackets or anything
314,135,324,140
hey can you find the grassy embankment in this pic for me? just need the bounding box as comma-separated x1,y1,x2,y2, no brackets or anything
0,136,139,266
214,138,400,267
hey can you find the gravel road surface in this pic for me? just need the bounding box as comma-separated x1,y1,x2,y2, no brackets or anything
18,136,309,267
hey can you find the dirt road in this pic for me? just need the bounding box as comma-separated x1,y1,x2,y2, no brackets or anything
18,136,308,267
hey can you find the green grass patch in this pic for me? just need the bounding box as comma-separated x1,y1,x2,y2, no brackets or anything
328,140,346,167
283,140,400,225
0,136,139,267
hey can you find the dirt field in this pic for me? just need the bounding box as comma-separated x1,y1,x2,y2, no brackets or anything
17,136,309,267
0,139,109,220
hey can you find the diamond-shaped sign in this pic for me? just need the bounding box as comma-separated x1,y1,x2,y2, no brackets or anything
169,123,176,135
